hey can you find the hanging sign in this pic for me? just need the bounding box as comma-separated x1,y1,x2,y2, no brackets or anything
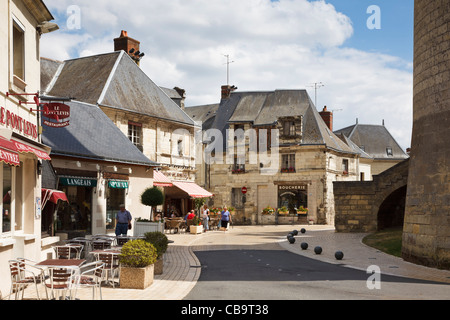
108,180,129,189
43,103,71,128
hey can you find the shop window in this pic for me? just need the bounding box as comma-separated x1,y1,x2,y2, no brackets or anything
281,154,295,173
13,20,25,82
107,187,126,231
2,164,12,233
14,165,23,231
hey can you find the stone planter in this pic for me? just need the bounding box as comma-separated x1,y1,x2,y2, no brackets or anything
260,214,275,225
134,221,164,237
120,264,154,289
190,225,203,234
154,256,163,275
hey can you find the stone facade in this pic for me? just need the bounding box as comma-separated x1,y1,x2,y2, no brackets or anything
403,0,450,269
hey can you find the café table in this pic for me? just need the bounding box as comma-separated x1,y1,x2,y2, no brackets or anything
36,259,86,268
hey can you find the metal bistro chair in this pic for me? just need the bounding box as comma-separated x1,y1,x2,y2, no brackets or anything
53,245,84,260
73,261,105,300
8,259,48,300
116,236,130,246
96,253,120,288
44,266,79,300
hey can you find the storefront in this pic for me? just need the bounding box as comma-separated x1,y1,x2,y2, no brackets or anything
277,184,308,214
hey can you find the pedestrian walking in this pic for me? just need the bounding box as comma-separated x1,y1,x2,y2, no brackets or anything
202,204,210,232
115,204,132,236
220,206,232,230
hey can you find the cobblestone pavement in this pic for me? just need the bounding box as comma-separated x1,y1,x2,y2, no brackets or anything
9,225,450,300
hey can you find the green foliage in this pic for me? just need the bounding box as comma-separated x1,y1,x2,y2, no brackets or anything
119,239,157,268
143,232,169,259
140,187,165,207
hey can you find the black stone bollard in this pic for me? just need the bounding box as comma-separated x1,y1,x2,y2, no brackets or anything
293,230,299,236
288,236,296,244
301,228,306,234
301,242,308,250
314,246,322,255
335,251,344,260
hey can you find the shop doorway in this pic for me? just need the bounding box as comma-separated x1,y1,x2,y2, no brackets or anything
107,188,126,231
57,186,93,236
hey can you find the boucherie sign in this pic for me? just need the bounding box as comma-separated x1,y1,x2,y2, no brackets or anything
43,103,70,128
0,107,38,139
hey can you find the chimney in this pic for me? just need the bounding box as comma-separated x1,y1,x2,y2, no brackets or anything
319,106,333,131
174,87,186,111
114,30,144,65
221,85,237,100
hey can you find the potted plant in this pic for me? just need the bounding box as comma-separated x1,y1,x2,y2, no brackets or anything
262,206,275,215
119,239,158,289
143,232,169,275
190,215,203,234
135,187,165,236
228,206,236,215
278,206,289,215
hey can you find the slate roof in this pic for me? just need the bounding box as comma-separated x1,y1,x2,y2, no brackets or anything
42,51,196,127
41,101,158,166
334,124,409,160
186,89,355,154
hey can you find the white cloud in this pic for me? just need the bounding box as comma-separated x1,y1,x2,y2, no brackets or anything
41,0,412,149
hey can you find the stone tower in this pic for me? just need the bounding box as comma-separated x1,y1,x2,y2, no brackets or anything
403,0,450,269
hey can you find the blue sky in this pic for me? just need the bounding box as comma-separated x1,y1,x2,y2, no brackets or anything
42,0,415,150
326,0,414,63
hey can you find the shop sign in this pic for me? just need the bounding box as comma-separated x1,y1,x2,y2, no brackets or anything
60,177,97,187
278,185,307,191
0,107,38,139
108,180,129,189
43,103,71,128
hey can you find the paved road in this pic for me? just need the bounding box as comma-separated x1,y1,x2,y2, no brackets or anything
185,248,449,300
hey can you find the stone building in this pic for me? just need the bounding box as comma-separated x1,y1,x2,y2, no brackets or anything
186,86,361,225
0,0,57,298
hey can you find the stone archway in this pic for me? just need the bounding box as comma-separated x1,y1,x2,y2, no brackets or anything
377,185,407,230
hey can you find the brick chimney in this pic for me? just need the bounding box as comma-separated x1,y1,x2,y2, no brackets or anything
319,106,333,131
221,85,237,100
114,30,144,65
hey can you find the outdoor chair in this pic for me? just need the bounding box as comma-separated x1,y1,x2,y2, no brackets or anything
72,261,105,300
116,236,130,246
91,239,112,250
53,245,83,259
44,266,79,300
96,253,120,288
8,259,48,300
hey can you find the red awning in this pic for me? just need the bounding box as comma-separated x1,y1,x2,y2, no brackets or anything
42,188,68,209
0,137,20,166
12,139,51,161
153,170,173,187
172,181,213,199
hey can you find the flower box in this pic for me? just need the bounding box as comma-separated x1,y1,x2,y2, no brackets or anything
190,225,203,234
120,264,154,290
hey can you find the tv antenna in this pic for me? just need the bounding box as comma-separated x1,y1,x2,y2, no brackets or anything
308,82,325,108
223,54,235,86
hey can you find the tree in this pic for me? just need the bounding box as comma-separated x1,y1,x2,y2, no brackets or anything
141,187,165,221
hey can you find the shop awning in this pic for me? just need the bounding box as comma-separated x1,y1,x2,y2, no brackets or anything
153,170,173,187
0,137,20,166
12,139,51,161
42,188,69,209
172,181,213,199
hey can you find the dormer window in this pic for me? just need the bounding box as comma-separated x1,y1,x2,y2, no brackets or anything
283,121,296,136
386,147,393,156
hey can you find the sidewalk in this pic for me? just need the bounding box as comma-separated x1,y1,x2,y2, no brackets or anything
11,225,450,300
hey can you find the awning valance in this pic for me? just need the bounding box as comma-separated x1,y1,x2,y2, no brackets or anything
12,139,51,161
0,137,20,166
172,181,213,199
153,170,173,187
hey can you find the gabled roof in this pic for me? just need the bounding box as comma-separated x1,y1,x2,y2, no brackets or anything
185,104,219,130
187,89,354,154
41,101,158,167
334,123,409,160
43,51,196,127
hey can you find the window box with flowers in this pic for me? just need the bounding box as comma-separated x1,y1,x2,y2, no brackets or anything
278,206,289,215
232,168,246,174
281,167,296,173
